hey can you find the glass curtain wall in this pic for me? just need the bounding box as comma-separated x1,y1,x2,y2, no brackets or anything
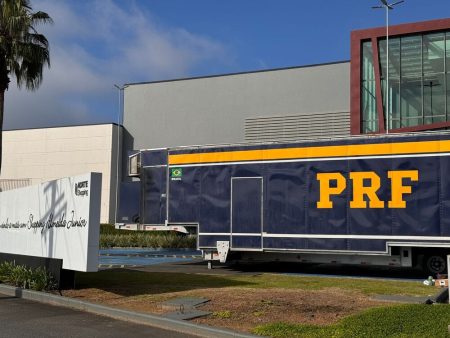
361,41,378,133
373,30,450,131
423,33,445,124
379,37,401,129
447,32,450,118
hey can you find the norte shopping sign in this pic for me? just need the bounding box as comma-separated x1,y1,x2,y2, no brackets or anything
0,173,101,272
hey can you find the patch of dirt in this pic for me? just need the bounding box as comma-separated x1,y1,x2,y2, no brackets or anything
61,288,172,314
192,287,384,332
62,286,385,333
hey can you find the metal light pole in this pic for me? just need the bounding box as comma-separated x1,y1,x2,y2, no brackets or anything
372,0,404,134
113,84,128,225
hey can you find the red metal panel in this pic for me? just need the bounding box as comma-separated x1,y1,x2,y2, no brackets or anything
389,121,450,134
352,18,450,40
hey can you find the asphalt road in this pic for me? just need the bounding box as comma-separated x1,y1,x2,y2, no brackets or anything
0,293,196,338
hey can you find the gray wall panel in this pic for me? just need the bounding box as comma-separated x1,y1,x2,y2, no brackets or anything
123,62,350,150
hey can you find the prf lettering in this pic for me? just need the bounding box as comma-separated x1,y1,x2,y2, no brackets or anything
316,170,418,209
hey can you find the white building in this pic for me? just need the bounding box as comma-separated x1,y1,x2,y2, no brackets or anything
0,123,120,223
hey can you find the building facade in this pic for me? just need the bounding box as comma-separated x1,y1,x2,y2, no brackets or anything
123,61,350,152
3,18,449,225
123,18,450,156
352,18,450,134
0,124,121,223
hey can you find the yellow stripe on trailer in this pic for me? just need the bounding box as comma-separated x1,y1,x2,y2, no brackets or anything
168,139,450,165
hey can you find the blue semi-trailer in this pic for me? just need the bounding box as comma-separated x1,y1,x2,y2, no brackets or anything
119,132,450,274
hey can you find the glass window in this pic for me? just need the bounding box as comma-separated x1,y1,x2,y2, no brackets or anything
447,34,450,120
363,120,378,134
361,41,378,132
391,119,401,129
447,73,450,121
423,73,445,123
423,33,445,74
361,30,450,134
362,41,375,81
388,78,401,121
401,76,422,121
401,117,422,128
379,38,400,130
446,32,450,72
379,37,400,79
362,78,377,118
401,35,422,77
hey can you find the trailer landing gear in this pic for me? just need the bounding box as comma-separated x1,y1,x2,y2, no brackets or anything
203,241,229,269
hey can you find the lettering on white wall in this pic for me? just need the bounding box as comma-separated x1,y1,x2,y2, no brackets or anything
0,173,102,272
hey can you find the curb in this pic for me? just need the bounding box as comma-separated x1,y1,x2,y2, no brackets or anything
0,284,260,338
99,254,201,259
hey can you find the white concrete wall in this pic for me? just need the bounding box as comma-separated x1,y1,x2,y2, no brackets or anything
1,124,120,223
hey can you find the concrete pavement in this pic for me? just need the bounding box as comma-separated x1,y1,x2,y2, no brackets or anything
0,292,196,338
0,284,259,338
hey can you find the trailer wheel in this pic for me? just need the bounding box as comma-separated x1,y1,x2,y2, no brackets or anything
424,255,447,275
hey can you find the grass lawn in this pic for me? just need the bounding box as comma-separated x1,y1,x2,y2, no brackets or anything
254,304,450,338
75,269,436,297
72,269,448,337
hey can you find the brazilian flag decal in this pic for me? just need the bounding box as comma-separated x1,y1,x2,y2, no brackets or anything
170,168,183,178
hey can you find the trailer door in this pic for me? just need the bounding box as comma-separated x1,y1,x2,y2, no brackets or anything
141,167,167,225
140,149,168,226
231,177,263,250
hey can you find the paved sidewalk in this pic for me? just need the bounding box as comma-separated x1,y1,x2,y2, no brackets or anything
0,284,259,338
0,292,195,338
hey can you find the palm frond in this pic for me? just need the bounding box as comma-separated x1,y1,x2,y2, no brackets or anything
31,11,53,25
0,0,52,91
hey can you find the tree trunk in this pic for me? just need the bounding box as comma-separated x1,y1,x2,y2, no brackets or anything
0,53,9,176
0,88,3,175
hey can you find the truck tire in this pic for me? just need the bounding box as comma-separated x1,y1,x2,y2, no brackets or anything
424,254,447,275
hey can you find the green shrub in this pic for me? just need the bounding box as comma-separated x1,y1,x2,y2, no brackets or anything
100,224,123,235
99,232,196,249
10,264,31,288
0,261,56,291
30,267,57,291
100,224,197,249
0,261,15,283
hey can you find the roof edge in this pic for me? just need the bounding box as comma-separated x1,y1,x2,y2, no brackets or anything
124,60,350,87
4,122,121,132
351,17,450,36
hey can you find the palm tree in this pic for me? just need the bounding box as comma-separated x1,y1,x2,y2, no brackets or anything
0,0,52,173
